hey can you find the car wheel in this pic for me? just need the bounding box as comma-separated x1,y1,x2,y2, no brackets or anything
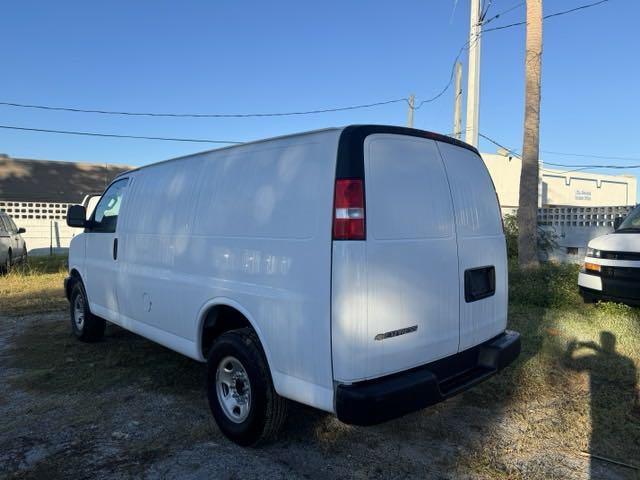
579,288,597,304
207,328,288,446
3,251,11,274
69,282,106,342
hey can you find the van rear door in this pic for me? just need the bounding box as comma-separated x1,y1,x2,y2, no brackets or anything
436,142,507,350
332,133,460,382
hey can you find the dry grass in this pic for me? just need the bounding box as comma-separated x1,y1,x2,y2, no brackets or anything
1,255,639,478
0,255,68,315
462,263,640,477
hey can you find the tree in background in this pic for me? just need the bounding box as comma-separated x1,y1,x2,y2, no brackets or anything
517,0,543,268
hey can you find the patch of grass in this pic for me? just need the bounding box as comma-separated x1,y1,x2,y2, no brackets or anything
0,255,68,315
3,254,639,477
8,320,204,396
464,261,640,476
508,259,583,309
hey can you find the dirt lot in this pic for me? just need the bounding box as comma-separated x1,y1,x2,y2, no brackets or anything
1,260,639,479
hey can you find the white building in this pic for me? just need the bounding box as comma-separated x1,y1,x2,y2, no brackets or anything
0,155,131,254
481,152,637,216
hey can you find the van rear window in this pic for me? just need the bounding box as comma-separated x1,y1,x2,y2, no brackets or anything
365,135,454,240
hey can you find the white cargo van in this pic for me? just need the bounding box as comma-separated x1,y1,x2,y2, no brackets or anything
578,204,640,305
65,125,520,446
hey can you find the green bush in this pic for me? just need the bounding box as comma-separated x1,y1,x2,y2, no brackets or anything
503,213,558,260
503,214,519,259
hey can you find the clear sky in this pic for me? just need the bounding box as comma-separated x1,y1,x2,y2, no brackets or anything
1,1,638,190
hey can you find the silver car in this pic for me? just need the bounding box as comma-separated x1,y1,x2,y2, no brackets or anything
0,211,27,272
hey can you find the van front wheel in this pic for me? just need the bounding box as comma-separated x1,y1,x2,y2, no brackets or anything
206,328,287,446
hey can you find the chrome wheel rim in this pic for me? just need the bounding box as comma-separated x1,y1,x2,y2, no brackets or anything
216,356,251,423
73,294,85,331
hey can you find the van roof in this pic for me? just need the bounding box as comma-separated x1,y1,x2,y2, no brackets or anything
114,125,478,180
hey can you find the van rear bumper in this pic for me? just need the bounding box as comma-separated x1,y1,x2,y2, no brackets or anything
335,330,520,426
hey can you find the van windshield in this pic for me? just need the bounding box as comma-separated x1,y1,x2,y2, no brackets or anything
618,205,640,232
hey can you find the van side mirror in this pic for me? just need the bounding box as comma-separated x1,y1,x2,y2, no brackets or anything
67,205,87,228
17,227,26,234
613,216,624,230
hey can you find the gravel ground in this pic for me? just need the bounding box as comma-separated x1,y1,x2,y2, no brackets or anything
0,312,634,480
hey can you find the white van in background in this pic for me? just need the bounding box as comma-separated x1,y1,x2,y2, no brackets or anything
579,204,640,306
65,125,520,446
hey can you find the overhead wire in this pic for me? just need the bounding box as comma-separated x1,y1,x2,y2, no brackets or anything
0,124,242,144
483,0,610,33
478,132,640,173
0,2,611,121
480,2,525,26
0,98,409,119
0,0,614,147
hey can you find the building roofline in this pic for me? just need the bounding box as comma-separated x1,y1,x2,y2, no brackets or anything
2,156,132,169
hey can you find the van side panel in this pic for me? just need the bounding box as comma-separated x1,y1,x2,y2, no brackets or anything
117,160,205,337
118,129,340,413
436,141,508,351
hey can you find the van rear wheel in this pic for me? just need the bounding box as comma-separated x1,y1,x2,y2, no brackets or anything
69,282,105,342
206,328,287,446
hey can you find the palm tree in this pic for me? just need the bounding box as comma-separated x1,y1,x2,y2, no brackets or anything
518,0,543,268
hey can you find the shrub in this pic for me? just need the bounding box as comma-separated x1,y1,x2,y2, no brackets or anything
503,213,558,260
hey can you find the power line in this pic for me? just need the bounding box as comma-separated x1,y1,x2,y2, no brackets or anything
414,35,481,110
418,0,609,110
544,161,640,169
479,132,640,171
541,150,640,162
0,98,408,119
478,132,520,156
480,2,525,26
0,0,614,132
544,0,609,20
480,0,494,22
0,2,609,122
0,124,243,144
483,0,610,33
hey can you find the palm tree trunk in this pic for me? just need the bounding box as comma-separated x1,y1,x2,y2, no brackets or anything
517,0,543,268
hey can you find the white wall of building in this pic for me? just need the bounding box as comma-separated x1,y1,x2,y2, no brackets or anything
481,153,637,213
0,200,82,255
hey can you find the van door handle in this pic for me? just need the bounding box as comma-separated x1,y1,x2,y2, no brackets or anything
113,238,118,260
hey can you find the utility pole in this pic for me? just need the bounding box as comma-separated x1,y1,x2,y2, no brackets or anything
453,62,463,140
407,94,415,128
465,0,482,147
517,0,543,268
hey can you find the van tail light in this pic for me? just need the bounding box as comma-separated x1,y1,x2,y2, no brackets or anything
333,179,365,240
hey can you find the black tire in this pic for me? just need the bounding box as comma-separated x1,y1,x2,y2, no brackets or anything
580,288,597,304
3,250,12,274
206,328,288,446
69,282,106,342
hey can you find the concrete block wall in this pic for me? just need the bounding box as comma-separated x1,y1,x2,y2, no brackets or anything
0,200,81,255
